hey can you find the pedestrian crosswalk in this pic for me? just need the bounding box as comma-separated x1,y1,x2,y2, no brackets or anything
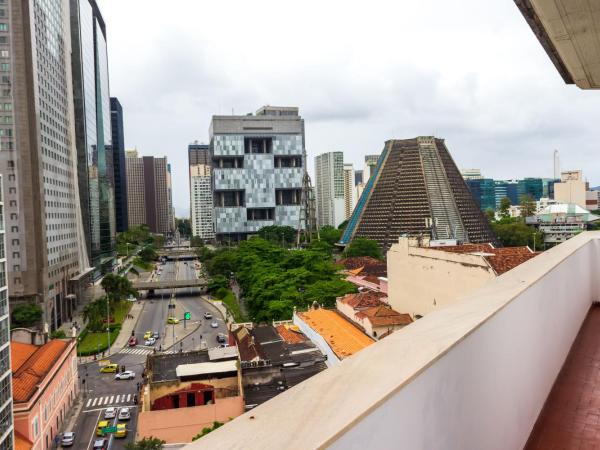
85,394,134,409
118,347,176,356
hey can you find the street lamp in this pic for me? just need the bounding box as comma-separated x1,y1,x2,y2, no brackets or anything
106,295,111,356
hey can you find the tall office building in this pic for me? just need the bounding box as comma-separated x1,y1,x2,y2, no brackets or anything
190,164,214,240
343,163,355,220
354,170,363,186
340,137,497,251
0,0,90,331
315,152,345,228
110,97,128,232
465,178,496,211
70,0,116,277
188,142,210,166
210,106,305,242
0,176,13,449
125,151,173,235
167,163,175,233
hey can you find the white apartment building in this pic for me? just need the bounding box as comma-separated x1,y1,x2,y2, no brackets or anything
190,164,214,240
315,152,345,228
343,163,355,220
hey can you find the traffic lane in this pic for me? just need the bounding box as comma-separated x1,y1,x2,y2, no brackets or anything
81,359,142,405
69,409,101,450
110,405,138,450
176,296,227,351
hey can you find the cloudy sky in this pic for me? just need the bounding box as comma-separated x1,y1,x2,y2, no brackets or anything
99,0,600,216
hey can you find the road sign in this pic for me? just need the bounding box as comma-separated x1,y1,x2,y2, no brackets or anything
184,312,191,320
102,426,118,434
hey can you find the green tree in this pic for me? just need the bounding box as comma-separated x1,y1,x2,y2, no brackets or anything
190,236,204,247
519,194,536,218
83,299,105,332
257,225,296,246
101,273,136,303
499,197,511,219
337,219,349,231
344,238,384,260
138,246,158,262
490,219,544,250
176,218,191,237
50,330,67,339
11,303,43,328
484,208,495,222
207,275,228,293
125,437,165,450
192,421,224,441
319,226,342,246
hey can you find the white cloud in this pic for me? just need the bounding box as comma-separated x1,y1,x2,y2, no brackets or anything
98,0,600,214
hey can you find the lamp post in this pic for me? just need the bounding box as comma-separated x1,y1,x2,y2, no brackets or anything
106,295,111,356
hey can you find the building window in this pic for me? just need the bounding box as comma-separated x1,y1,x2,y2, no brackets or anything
0,24,7,32
276,189,302,205
244,137,272,154
247,208,275,221
32,416,39,438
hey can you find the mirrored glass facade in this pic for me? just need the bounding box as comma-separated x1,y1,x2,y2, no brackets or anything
71,0,115,277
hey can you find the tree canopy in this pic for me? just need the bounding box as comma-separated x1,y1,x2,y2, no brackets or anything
343,237,384,260
490,217,544,250
125,437,165,450
101,273,136,303
319,226,342,246
11,303,43,328
176,218,191,237
519,194,536,218
203,237,355,322
257,225,297,246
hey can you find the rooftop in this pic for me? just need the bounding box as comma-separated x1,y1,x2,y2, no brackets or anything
148,350,210,383
11,339,71,403
338,291,387,309
297,309,374,359
435,243,537,275
355,305,413,327
275,324,306,344
176,360,238,378
337,256,387,277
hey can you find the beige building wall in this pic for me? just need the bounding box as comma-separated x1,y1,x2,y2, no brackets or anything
125,154,146,228
554,170,586,208
387,238,495,318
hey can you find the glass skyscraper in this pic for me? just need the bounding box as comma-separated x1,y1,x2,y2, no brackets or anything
111,97,128,232
466,178,496,211
71,0,116,277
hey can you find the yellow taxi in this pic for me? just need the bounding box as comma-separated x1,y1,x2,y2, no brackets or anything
115,423,127,438
143,330,153,340
167,317,179,324
96,420,109,436
99,364,118,374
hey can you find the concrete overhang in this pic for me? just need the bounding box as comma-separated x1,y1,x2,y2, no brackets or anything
515,0,600,89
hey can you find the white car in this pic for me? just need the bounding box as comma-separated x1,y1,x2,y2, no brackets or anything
210,321,218,328
61,431,75,447
144,337,156,346
118,407,131,420
104,407,116,419
115,371,135,380
203,312,212,319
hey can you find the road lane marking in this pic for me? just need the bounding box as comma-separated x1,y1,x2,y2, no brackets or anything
91,397,98,407
109,395,114,404
126,394,131,402
86,398,92,407
87,409,102,450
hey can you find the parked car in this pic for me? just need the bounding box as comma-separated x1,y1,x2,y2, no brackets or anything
153,331,159,339
99,364,118,374
216,333,227,344
93,439,108,450
203,312,212,319
128,336,137,347
104,407,116,419
167,317,179,324
210,321,218,328
115,371,135,380
60,432,75,447
127,294,136,302
115,423,127,438
118,407,131,420
144,337,156,346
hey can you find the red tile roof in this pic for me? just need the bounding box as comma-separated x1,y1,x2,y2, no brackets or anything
231,327,264,362
434,243,537,275
337,257,387,277
276,325,306,344
355,305,414,327
339,292,386,309
11,339,71,403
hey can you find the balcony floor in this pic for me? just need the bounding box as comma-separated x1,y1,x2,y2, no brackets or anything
527,305,600,450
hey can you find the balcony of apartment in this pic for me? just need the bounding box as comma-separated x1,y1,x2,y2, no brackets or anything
187,231,600,449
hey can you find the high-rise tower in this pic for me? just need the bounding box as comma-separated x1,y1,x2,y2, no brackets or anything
110,97,128,232
1,0,90,331
340,137,497,252
70,0,116,276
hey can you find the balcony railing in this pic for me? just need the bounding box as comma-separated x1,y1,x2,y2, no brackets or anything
187,231,600,449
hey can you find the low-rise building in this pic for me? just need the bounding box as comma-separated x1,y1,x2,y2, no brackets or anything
137,350,244,444
388,237,537,318
337,256,388,294
336,292,412,339
294,308,374,366
12,339,78,450
526,203,600,246
231,324,327,409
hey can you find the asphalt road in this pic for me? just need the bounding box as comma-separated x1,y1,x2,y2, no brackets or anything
68,259,225,448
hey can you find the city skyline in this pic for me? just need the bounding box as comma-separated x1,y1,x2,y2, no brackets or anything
97,0,600,216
